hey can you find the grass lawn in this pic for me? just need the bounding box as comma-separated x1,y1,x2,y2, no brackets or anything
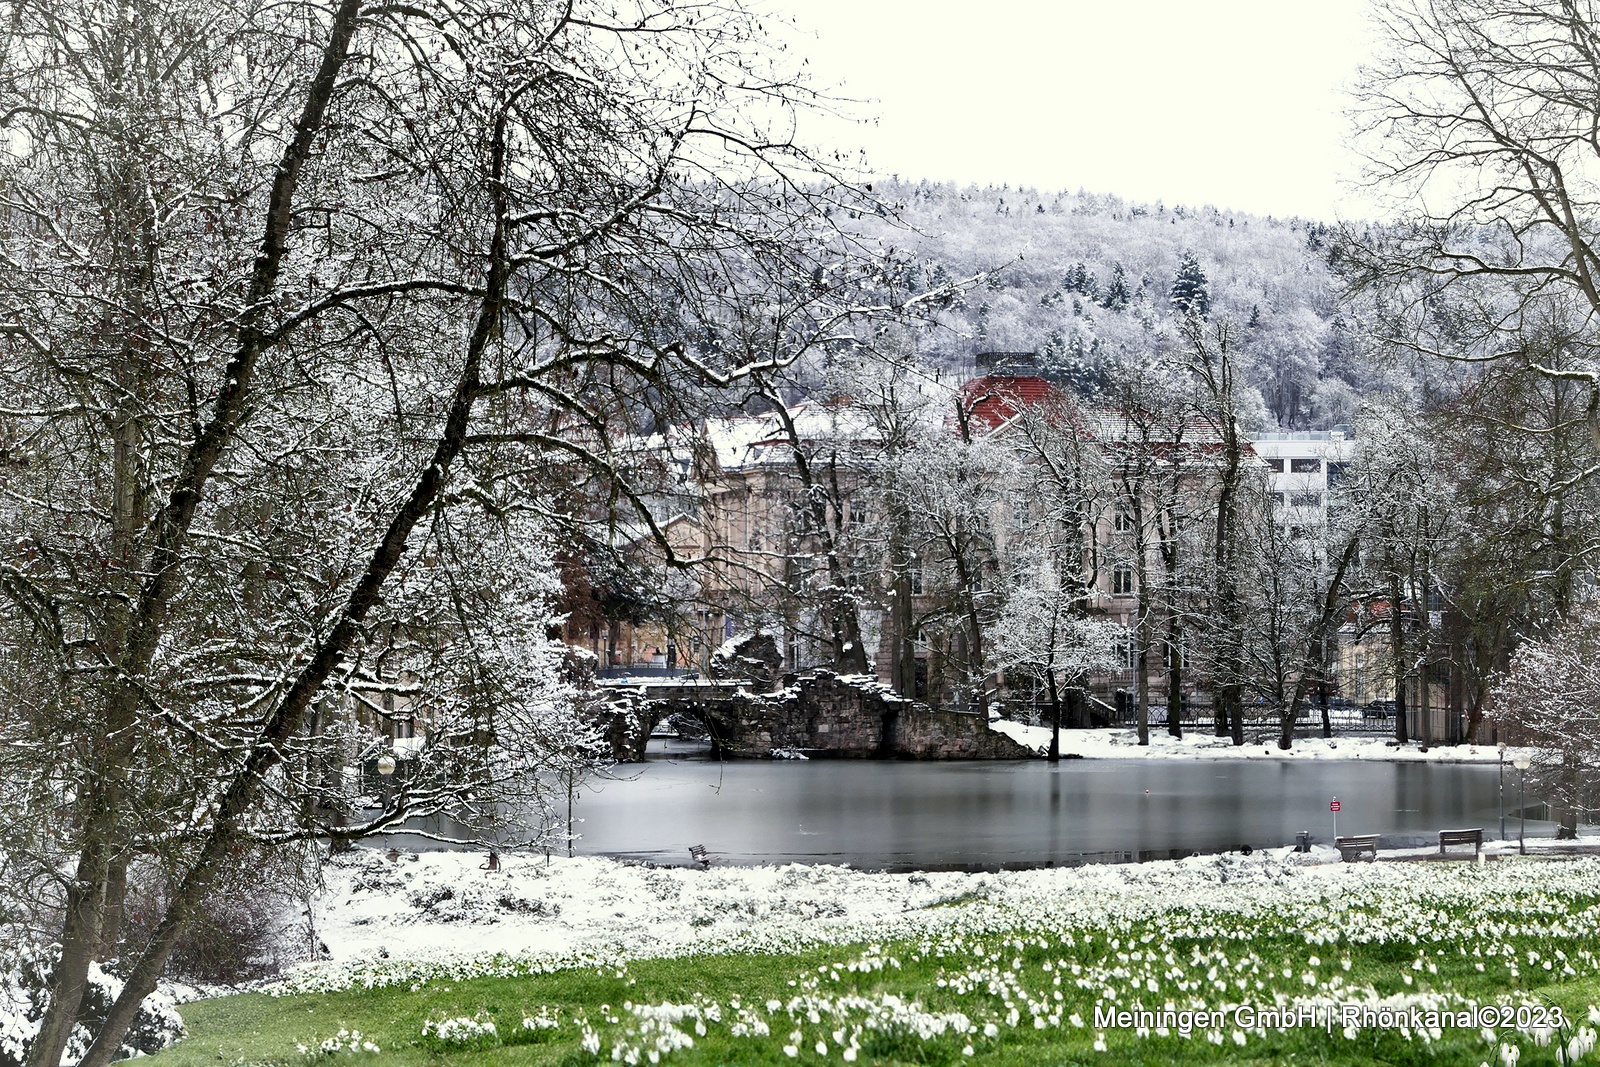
148,858,1600,1067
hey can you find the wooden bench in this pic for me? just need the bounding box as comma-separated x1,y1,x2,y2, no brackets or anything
688,844,710,866
1335,834,1379,862
1438,828,1483,857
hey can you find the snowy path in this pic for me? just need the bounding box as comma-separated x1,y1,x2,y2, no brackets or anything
986,721,1519,763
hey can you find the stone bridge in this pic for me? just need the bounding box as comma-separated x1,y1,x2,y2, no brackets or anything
594,670,1038,762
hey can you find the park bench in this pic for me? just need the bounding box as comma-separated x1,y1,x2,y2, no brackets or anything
1335,834,1379,862
688,844,710,866
1438,828,1483,857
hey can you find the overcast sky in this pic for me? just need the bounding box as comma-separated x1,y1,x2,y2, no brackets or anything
776,0,1380,222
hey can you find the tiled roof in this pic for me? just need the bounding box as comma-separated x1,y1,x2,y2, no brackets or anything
958,375,1059,433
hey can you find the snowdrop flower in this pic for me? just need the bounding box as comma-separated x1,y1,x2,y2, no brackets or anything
1092,1033,1107,1052
961,1045,974,1056
1499,1042,1520,1067
782,1045,798,1058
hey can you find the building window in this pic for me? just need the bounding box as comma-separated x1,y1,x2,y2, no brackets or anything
1289,492,1323,508
1326,461,1350,488
909,560,923,595
1013,495,1031,530
1113,563,1135,595
1291,457,1321,474
851,500,872,526
1272,491,1285,507
1264,457,1284,473
1114,502,1134,533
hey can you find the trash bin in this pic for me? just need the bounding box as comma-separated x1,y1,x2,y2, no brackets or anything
1295,831,1311,853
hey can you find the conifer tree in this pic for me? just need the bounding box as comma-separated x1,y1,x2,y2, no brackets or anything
1102,263,1130,311
1170,251,1211,319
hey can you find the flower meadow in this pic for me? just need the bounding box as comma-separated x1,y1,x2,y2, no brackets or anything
212,850,1600,1065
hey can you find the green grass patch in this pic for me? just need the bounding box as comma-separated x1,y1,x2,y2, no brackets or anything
148,861,1600,1066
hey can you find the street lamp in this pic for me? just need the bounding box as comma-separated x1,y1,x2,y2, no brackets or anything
1513,753,1532,856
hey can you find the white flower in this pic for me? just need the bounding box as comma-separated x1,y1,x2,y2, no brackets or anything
782,1045,798,1058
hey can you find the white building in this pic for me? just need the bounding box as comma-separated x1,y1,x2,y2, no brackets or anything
1247,428,1356,537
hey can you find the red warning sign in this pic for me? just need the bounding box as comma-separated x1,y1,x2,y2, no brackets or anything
1330,800,1342,812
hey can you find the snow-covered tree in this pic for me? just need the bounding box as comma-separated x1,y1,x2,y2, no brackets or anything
1491,594,1600,835
990,583,1122,761
1169,251,1212,321
0,0,906,1060
1347,396,1457,747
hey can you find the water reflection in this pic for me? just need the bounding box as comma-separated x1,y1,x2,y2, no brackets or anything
561,741,1533,870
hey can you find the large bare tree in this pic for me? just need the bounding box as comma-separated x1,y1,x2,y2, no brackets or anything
0,0,900,1062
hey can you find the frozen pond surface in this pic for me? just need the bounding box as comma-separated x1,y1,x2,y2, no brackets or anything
567,741,1523,870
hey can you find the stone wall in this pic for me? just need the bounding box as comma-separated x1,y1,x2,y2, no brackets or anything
599,670,1039,760
683,672,1038,760
886,703,1039,759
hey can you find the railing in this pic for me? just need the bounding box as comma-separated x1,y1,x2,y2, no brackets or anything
1014,698,1415,738
597,665,695,680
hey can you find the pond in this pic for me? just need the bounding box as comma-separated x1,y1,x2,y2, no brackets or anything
564,741,1535,870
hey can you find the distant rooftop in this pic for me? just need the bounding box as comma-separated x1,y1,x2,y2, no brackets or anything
1251,426,1355,442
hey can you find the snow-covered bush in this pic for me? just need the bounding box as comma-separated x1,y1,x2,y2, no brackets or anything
0,944,185,1066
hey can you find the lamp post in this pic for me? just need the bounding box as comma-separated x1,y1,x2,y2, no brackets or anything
1513,753,1531,856
1498,743,1506,842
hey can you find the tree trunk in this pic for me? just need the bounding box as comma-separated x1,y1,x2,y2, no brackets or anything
1417,557,1433,750
1047,668,1061,762
1135,639,1150,746
1165,617,1183,739
1390,572,1409,745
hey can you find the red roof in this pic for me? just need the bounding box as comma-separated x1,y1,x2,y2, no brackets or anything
958,375,1058,433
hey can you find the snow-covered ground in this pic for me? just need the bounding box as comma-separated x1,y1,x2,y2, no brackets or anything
986,720,1519,763
277,836,1600,995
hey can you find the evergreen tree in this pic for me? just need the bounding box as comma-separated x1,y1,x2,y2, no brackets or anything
1170,250,1211,319
1102,263,1130,311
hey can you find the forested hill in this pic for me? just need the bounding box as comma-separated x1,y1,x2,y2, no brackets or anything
851,180,1375,430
